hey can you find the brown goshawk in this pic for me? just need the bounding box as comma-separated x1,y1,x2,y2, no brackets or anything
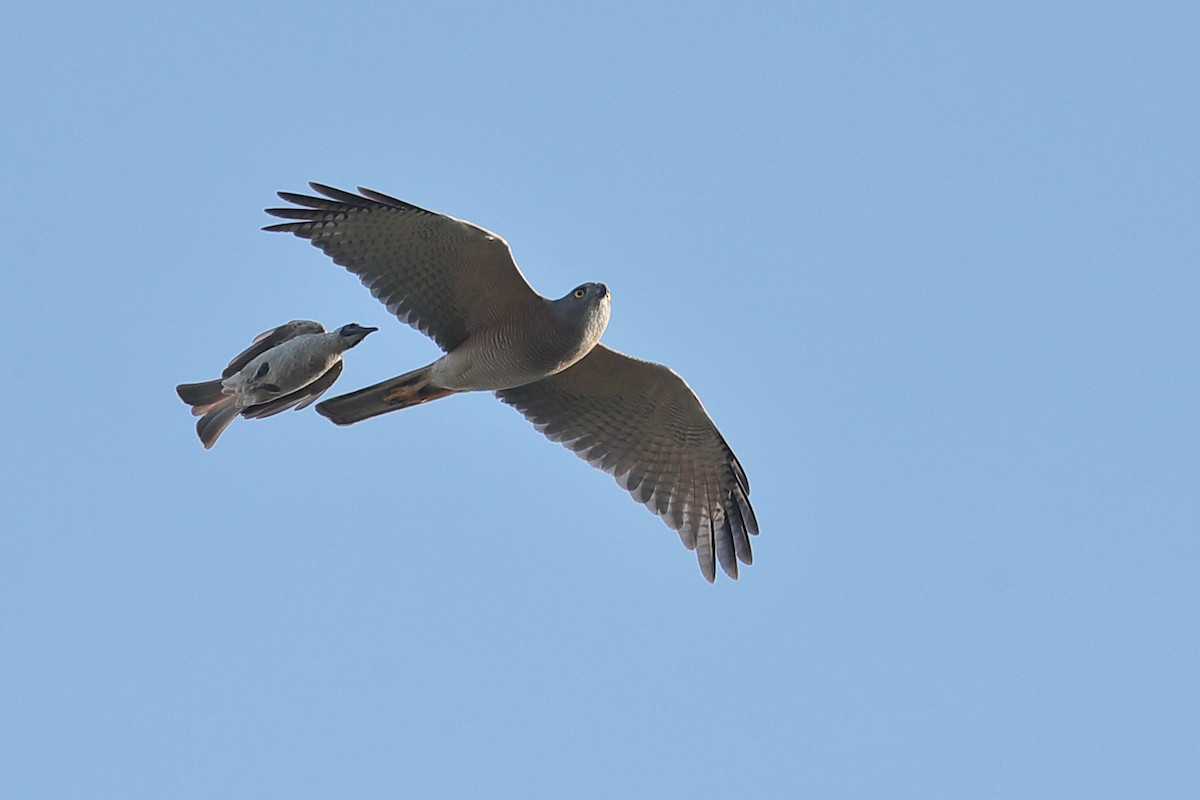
265,184,757,581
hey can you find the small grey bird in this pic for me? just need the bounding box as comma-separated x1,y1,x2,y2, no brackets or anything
265,184,757,581
176,320,377,449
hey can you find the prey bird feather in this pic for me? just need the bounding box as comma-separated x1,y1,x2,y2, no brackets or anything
265,184,758,581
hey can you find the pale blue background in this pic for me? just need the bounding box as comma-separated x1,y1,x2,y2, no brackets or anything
3,2,1197,797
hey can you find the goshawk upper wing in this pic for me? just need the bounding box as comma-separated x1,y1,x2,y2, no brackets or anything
265,184,543,351
496,344,757,582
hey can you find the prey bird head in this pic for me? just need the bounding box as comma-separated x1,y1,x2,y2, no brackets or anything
337,323,378,347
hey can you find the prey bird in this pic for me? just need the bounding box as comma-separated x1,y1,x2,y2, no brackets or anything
265,184,757,581
177,319,376,449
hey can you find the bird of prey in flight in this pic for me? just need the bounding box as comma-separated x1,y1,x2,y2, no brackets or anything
266,184,757,581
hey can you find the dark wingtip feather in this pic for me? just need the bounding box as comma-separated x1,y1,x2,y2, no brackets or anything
727,490,754,566
265,208,336,222
265,183,435,231
715,510,739,580
308,182,376,205
357,186,406,206
309,181,340,195
277,191,328,207
730,453,750,496
696,508,717,582
732,484,758,538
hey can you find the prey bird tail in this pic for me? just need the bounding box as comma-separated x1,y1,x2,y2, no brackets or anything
195,396,240,449
176,379,226,414
316,365,456,426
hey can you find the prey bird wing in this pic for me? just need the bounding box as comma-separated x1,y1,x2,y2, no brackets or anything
221,319,327,379
241,360,344,419
264,184,544,351
497,344,757,582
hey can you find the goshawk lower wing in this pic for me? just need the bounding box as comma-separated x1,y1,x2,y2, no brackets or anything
241,360,344,420
222,319,326,379
265,184,543,352
496,344,757,581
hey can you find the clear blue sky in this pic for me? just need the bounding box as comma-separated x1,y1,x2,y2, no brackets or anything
3,2,1197,797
